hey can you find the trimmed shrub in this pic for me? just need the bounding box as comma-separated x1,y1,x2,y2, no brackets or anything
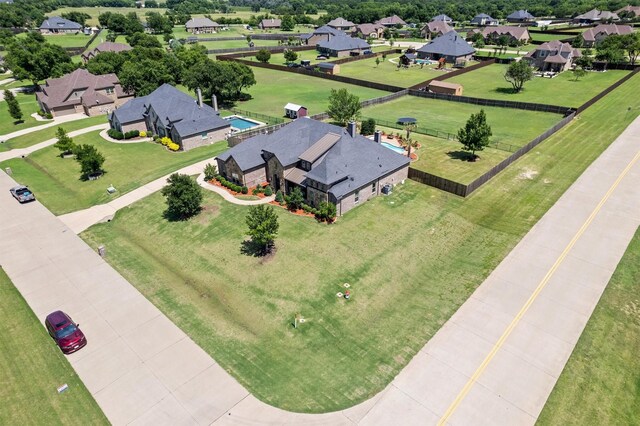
204,163,217,180
167,141,180,151
46,113,53,119
139,130,147,137
264,185,273,196
124,129,140,139
241,186,248,194
275,190,284,204
360,118,376,135
160,136,171,146
107,129,124,140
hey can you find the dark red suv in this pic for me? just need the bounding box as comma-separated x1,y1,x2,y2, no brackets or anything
45,311,87,354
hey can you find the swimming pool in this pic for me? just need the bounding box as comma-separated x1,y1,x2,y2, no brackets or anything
381,142,406,155
224,115,264,131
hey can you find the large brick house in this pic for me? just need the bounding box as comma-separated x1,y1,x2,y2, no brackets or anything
506,10,535,23
302,25,347,46
39,16,82,34
326,17,356,32
421,21,454,39
81,42,132,63
523,40,582,72
481,26,531,45
185,17,221,33
259,19,281,30
354,23,385,39
417,31,475,64
109,84,230,151
216,119,410,215
317,35,371,57
581,24,633,47
573,9,620,24
36,69,132,117
376,15,406,27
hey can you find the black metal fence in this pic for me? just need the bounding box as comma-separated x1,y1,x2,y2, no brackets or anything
227,122,289,147
229,108,285,124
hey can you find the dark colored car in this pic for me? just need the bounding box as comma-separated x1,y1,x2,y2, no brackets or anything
9,185,35,203
45,311,87,354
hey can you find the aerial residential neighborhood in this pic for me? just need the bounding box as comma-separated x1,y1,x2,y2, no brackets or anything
0,0,639,425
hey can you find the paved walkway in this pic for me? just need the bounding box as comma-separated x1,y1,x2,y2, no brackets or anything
1,115,639,425
0,113,93,141
0,77,16,86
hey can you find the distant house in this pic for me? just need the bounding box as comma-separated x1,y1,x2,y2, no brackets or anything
581,24,633,47
421,21,454,39
524,40,581,72
81,42,132,63
302,25,347,45
0,0,15,4
185,17,221,33
317,62,340,74
317,35,370,58
616,5,640,17
507,10,535,23
326,17,356,32
428,80,463,96
417,31,475,64
216,119,410,216
470,13,499,26
431,14,453,24
573,9,620,24
284,103,307,119
39,16,83,34
481,26,531,45
259,18,282,30
36,69,132,117
376,15,406,27
354,23,385,39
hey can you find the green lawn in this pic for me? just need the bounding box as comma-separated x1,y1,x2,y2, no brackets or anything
530,32,574,42
198,39,281,50
0,131,228,215
243,45,389,67
0,268,108,425
17,32,92,49
362,95,563,150
0,93,42,135
237,67,388,117
446,64,629,107
78,73,640,413
538,227,640,425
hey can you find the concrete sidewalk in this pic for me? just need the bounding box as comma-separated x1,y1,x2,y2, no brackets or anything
0,113,94,141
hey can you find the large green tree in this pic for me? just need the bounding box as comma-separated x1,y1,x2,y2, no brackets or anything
4,90,22,123
126,32,163,48
145,11,173,34
504,60,533,93
245,205,279,255
256,49,271,63
4,33,75,85
327,88,361,126
61,12,91,27
457,109,492,161
119,54,182,96
281,14,295,31
161,173,203,220
53,127,76,156
183,59,255,102
74,144,106,179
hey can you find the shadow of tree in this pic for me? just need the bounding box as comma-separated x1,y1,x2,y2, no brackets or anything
241,239,267,257
447,150,475,161
495,87,518,94
162,206,201,222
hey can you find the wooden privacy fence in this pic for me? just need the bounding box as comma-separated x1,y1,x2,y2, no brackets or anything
209,45,313,55
576,67,640,113
408,59,496,90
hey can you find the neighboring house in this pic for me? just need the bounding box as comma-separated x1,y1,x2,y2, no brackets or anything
354,23,385,39
317,35,371,57
470,13,499,26
216,119,410,216
109,84,230,151
259,18,282,30
581,24,634,47
573,9,620,24
616,5,640,17
524,40,581,72
284,103,307,119
431,14,453,24
326,17,356,32
0,0,15,4
376,15,406,27
317,62,340,74
428,80,463,95
185,17,221,33
36,69,132,117
481,26,531,45
417,31,475,64
302,25,347,45
421,21,454,39
507,10,535,23
81,42,132,63
39,16,83,34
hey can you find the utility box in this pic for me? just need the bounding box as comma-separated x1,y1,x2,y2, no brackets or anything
97,245,106,257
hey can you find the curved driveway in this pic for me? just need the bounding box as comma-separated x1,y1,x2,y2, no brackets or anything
0,116,639,425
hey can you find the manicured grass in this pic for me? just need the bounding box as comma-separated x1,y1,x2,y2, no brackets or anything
17,32,92,49
0,93,42,135
0,268,108,425
244,45,390,67
537,227,640,425
79,73,640,412
446,63,629,107
48,7,169,27
0,131,228,214
530,32,574,42
0,115,107,152
198,39,281,50
237,67,388,117
362,95,563,150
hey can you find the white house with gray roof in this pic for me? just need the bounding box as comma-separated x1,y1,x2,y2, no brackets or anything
417,31,475,64
40,16,83,34
109,84,230,151
216,119,410,215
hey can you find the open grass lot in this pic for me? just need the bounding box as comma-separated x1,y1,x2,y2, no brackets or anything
172,24,314,40
79,73,640,412
538,227,640,425
17,31,92,49
0,93,42,135
198,38,281,50
0,268,107,425
243,45,389,66
362,95,563,150
0,115,107,152
530,32,574,42
446,64,629,107
237,67,387,117
0,131,228,215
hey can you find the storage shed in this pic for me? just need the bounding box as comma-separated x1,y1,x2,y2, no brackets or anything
284,103,308,119
428,80,463,96
317,62,341,75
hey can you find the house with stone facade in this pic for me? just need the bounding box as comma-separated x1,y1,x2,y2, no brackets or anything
376,15,406,27
36,69,132,117
81,42,132,62
317,35,371,57
302,25,347,46
573,9,619,24
421,21,454,39
40,16,82,34
523,40,582,72
417,31,475,64
506,10,535,23
109,84,230,151
326,17,356,32
481,26,531,45
354,23,385,39
216,119,410,215
581,24,633,47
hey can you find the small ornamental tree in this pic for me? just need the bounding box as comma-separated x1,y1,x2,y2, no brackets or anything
573,67,588,81
504,60,533,93
375,57,381,67
275,190,284,204
74,144,106,178
457,109,492,161
54,127,76,156
245,204,279,255
256,49,271,63
316,201,337,223
327,88,361,126
4,90,23,123
285,187,304,211
203,163,218,181
283,49,298,64
161,173,203,220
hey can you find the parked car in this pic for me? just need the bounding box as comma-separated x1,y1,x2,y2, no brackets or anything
363,50,373,55
9,185,35,203
287,63,301,68
45,311,87,354
316,55,327,60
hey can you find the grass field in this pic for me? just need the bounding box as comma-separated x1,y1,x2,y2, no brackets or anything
198,39,281,50
0,131,228,215
0,268,108,425
362,95,563,150
78,73,640,413
236,67,387,117
446,64,629,107
0,93,42,136
17,32,92,49
538,227,640,425
530,32,575,42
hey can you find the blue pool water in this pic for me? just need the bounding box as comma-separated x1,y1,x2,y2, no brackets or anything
381,142,406,155
224,116,261,130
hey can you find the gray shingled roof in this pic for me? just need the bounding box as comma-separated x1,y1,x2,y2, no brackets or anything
431,14,453,22
313,25,348,36
317,35,370,51
417,31,475,57
185,17,220,28
470,13,498,24
507,10,535,20
40,16,82,30
326,17,355,27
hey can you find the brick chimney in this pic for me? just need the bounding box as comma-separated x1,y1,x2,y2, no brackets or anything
347,121,357,138
374,130,382,143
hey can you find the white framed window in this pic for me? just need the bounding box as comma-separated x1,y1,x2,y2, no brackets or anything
354,190,360,203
